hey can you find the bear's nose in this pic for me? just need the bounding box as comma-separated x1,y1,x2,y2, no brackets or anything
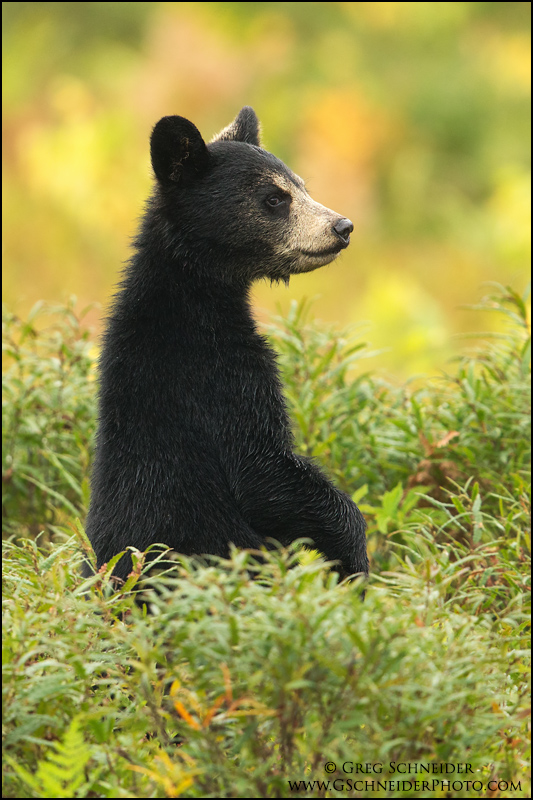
333,217,354,246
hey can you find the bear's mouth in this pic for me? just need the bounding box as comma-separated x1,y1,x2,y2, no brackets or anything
300,242,347,260
298,247,343,266
292,248,342,274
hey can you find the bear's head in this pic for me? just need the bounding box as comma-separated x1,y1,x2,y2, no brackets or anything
149,107,353,285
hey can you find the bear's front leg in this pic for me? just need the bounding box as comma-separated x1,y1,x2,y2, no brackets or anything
234,450,368,578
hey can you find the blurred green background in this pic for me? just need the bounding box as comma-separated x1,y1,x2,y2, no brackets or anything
2,1,531,378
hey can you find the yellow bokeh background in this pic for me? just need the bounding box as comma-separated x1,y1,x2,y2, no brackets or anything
3,1,530,378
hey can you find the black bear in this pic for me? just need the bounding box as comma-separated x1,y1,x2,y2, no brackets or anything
85,107,368,582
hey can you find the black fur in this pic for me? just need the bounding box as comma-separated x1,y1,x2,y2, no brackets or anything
85,107,368,582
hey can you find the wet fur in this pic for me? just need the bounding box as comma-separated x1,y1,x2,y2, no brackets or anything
85,107,368,582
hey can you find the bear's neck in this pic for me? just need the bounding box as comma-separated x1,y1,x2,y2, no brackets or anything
111,236,259,346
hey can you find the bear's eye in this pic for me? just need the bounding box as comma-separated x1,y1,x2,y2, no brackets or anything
266,194,285,208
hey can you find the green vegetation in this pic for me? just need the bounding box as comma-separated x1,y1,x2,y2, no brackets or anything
2,299,96,543
2,285,530,798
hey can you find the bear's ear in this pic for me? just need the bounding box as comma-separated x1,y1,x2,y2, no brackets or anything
211,106,261,146
150,116,210,185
